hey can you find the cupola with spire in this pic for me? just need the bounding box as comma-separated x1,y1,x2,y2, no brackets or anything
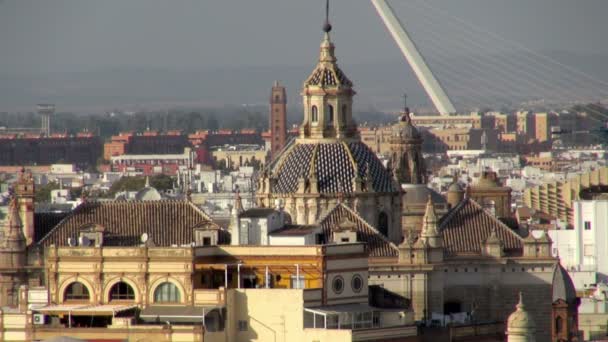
390,94,427,185
301,0,356,140
256,0,402,245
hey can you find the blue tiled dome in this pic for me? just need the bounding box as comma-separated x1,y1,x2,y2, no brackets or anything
270,141,397,194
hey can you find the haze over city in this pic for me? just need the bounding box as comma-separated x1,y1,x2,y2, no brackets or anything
1,0,608,112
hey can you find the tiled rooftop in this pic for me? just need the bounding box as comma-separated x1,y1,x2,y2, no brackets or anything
38,200,227,247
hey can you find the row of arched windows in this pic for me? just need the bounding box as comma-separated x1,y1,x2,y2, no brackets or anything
64,281,181,303
311,104,348,124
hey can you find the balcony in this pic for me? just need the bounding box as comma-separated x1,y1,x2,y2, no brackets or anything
193,288,226,306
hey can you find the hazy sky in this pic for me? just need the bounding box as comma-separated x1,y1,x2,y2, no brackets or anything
1,0,607,74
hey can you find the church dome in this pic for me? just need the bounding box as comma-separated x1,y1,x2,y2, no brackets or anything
448,181,464,193
392,113,421,141
270,141,397,194
474,171,501,188
507,293,536,330
135,186,162,201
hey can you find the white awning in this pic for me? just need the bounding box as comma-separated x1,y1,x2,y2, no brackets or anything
304,303,377,315
35,304,138,316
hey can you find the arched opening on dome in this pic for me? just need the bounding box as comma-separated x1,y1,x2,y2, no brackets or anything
378,212,389,237
154,282,181,303
327,105,334,126
64,282,90,302
109,281,135,301
341,105,347,126
311,106,319,123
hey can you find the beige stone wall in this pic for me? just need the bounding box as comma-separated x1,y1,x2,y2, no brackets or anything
257,192,403,245
371,259,555,341
48,247,195,307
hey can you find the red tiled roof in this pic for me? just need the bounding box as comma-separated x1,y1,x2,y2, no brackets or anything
318,204,399,258
438,198,524,256
38,200,227,247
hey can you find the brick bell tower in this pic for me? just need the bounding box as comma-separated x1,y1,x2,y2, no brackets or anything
269,81,287,159
14,168,35,246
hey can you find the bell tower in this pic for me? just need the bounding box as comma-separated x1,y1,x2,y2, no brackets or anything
390,95,427,185
270,81,287,159
14,168,35,245
300,0,357,141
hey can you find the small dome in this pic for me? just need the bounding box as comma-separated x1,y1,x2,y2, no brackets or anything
474,171,501,188
393,114,421,141
135,187,162,201
448,181,464,193
507,293,536,330
402,184,446,204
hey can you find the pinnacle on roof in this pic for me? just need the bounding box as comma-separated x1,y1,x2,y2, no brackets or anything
7,197,24,240
422,195,438,234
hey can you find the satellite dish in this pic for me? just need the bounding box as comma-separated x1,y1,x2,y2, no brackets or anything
67,238,76,247
79,236,91,247
141,233,149,243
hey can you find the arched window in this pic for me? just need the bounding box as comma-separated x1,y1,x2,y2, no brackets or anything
64,282,90,301
154,282,181,303
378,212,389,237
311,106,319,123
341,105,347,125
275,95,280,103
555,316,563,334
109,281,135,301
327,105,334,125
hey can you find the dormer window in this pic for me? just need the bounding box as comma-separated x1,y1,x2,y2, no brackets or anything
195,227,219,246
78,223,105,247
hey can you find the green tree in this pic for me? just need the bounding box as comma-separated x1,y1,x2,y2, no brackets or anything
107,176,146,197
35,182,60,203
150,175,174,191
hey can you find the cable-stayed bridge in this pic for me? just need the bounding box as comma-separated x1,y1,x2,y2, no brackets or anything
372,0,608,116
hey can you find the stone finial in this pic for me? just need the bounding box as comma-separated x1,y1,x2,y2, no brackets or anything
506,292,536,341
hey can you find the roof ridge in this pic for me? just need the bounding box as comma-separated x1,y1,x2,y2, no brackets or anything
186,201,212,222
339,203,400,253
466,198,524,242
438,197,468,230
315,202,341,225
37,200,90,245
